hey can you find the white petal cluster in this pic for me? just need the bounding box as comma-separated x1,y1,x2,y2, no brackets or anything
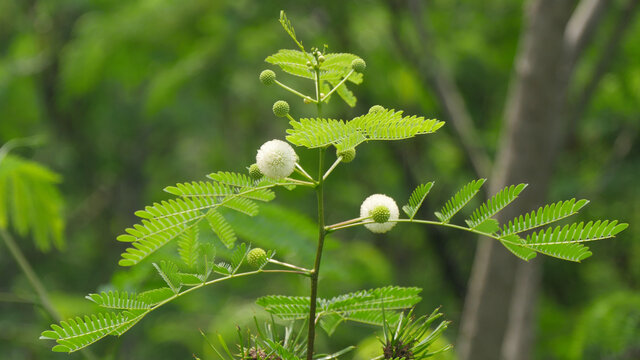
256,139,297,179
360,194,399,233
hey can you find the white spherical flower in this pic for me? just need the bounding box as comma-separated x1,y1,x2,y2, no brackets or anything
256,139,297,179
360,194,400,233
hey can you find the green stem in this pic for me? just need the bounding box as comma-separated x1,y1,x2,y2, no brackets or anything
274,80,316,103
320,69,355,102
307,67,325,360
0,134,46,164
283,177,316,187
0,229,98,360
322,156,343,181
325,218,521,246
295,163,316,183
0,229,62,321
324,216,370,233
268,258,312,273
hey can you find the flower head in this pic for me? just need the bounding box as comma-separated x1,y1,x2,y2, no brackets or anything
272,100,290,117
248,163,263,180
247,248,267,268
337,148,356,163
351,58,366,72
259,70,276,85
360,194,399,233
256,139,297,179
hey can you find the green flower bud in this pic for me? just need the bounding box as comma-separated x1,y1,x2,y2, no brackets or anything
247,248,267,268
318,55,325,63
369,105,385,113
371,205,391,223
351,58,366,72
337,148,356,163
259,70,276,85
303,97,312,104
248,163,263,180
272,100,290,117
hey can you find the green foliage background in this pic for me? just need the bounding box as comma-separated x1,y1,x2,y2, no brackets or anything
1,0,638,359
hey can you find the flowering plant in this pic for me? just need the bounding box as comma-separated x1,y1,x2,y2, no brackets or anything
40,11,628,359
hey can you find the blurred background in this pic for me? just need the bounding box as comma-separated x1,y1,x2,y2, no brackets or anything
1,0,639,359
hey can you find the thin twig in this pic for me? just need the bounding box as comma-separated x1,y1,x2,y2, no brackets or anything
321,69,355,102
295,163,316,182
275,80,316,103
268,258,312,273
322,156,342,181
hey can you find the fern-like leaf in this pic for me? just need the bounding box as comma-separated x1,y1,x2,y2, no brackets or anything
501,198,589,236
403,182,435,220
223,197,259,216
257,286,421,335
435,179,486,223
256,295,310,320
523,220,628,262
230,242,249,273
265,49,313,79
327,78,357,107
527,240,591,262
207,171,254,188
0,154,65,251
466,184,527,228
110,309,149,336
286,109,443,151
136,287,174,305
117,172,283,266
40,312,130,353
499,234,537,261
326,286,421,313
86,291,150,311
286,118,357,149
177,226,200,268
278,11,307,54
206,210,236,248
320,53,363,83
264,340,302,360
163,181,234,198
153,261,182,293
349,109,444,142
117,197,215,266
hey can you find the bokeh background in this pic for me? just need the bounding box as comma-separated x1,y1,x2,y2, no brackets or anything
1,0,639,359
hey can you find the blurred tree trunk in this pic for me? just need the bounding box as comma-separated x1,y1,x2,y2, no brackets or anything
381,0,635,357
458,0,627,359
457,1,575,358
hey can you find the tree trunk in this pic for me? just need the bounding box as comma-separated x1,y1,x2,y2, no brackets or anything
457,1,576,359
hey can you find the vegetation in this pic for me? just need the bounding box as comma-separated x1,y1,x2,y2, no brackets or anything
1,2,638,359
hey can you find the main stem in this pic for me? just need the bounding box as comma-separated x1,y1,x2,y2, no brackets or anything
307,66,325,360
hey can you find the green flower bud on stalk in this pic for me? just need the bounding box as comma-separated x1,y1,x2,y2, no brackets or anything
248,163,263,180
247,248,267,268
272,100,290,117
351,58,366,72
259,70,276,85
337,148,356,163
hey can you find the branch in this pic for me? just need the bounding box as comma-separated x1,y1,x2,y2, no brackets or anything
386,0,492,179
0,229,62,321
571,0,640,127
564,0,611,66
